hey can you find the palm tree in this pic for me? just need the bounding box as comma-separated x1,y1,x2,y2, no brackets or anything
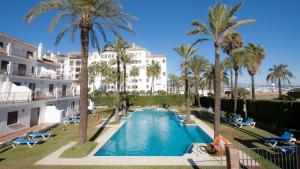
174,44,197,121
190,55,209,107
168,74,178,94
187,1,254,138
221,32,243,98
202,65,214,94
266,64,295,98
121,53,135,93
130,66,139,90
231,49,246,113
244,43,266,100
146,61,161,95
24,0,134,144
104,67,118,92
106,37,131,122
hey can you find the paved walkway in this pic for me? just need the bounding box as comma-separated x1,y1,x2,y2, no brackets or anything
0,123,56,142
35,110,226,166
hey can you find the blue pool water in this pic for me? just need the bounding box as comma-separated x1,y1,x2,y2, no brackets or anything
94,108,212,156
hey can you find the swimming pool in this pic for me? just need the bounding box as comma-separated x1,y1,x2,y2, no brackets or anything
94,108,212,156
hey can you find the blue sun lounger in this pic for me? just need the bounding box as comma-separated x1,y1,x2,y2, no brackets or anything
275,146,296,153
63,118,80,125
263,132,296,147
234,118,256,128
27,131,53,140
72,114,80,119
11,137,42,148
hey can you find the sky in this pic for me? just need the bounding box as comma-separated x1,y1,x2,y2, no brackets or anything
0,0,300,85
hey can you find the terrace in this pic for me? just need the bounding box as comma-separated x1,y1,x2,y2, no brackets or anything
0,91,76,104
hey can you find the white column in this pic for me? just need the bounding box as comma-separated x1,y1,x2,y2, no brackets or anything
6,43,11,56
37,43,43,60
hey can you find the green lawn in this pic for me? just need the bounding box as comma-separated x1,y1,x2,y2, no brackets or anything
191,108,286,169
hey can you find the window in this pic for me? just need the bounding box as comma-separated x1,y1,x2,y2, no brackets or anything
71,101,75,109
162,59,165,63
49,84,54,93
27,51,33,59
163,72,166,76
13,82,21,86
7,111,18,125
0,42,3,48
31,67,35,74
70,61,74,66
1,60,9,70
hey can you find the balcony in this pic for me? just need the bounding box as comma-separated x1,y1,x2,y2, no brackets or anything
0,91,77,104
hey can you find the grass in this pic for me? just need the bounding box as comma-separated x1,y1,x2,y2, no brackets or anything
60,141,98,158
191,107,286,169
0,110,111,169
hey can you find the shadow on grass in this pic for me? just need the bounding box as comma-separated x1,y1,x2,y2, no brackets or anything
187,158,200,169
89,111,114,142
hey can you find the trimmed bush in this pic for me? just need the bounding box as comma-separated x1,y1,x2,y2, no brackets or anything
93,95,187,107
199,96,300,129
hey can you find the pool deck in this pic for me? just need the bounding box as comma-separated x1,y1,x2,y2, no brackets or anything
35,110,226,166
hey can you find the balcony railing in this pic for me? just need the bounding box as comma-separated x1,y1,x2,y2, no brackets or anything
0,70,71,80
0,91,77,103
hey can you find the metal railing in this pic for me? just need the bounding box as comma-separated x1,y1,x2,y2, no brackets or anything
238,146,298,169
0,91,76,103
0,70,71,81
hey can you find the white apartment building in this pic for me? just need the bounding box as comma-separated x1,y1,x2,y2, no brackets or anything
88,43,167,92
0,34,79,137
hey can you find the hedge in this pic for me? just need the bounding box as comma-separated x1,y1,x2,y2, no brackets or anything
92,95,300,129
92,95,186,107
198,96,300,129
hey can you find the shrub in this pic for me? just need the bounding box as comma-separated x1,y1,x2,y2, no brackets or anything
93,95,187,107
287,88,300,99
274,95,296,101
199,96,300,129
156,90,167,95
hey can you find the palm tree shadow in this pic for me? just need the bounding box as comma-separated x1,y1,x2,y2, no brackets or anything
89,111,114,141
0,157,5,161
187,158,200,169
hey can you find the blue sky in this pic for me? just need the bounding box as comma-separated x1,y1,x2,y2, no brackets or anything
0,0,299,85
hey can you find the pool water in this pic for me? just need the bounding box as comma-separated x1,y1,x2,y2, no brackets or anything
94,108,212,156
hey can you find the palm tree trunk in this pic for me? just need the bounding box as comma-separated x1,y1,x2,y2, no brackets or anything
234,68,238,113
152,76,154,95
79,27,89,144
278,79,282,97
251,74,256,100
214,41,221,139
230,67,233,98
123,64,127,117
115,56,121,122
185,67,190,121
195,77,201,108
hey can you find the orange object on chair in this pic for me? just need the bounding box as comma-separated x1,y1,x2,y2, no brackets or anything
212,136,228,153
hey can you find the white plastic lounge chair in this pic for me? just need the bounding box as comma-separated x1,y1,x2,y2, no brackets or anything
11,137,42,148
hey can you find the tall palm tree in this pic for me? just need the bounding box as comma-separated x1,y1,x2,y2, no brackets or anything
221,32,243,98
266,64,294,98
106,37,131,122
121,53,134,93
190,55,209,107
244,43,266,100
146,61,161,95
24,0,134,144
168,74,178,94
187,1,254,138
174,44,197,121
202,65,214,94
231,49,246,113
130,66,139,90
104,67,118,92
